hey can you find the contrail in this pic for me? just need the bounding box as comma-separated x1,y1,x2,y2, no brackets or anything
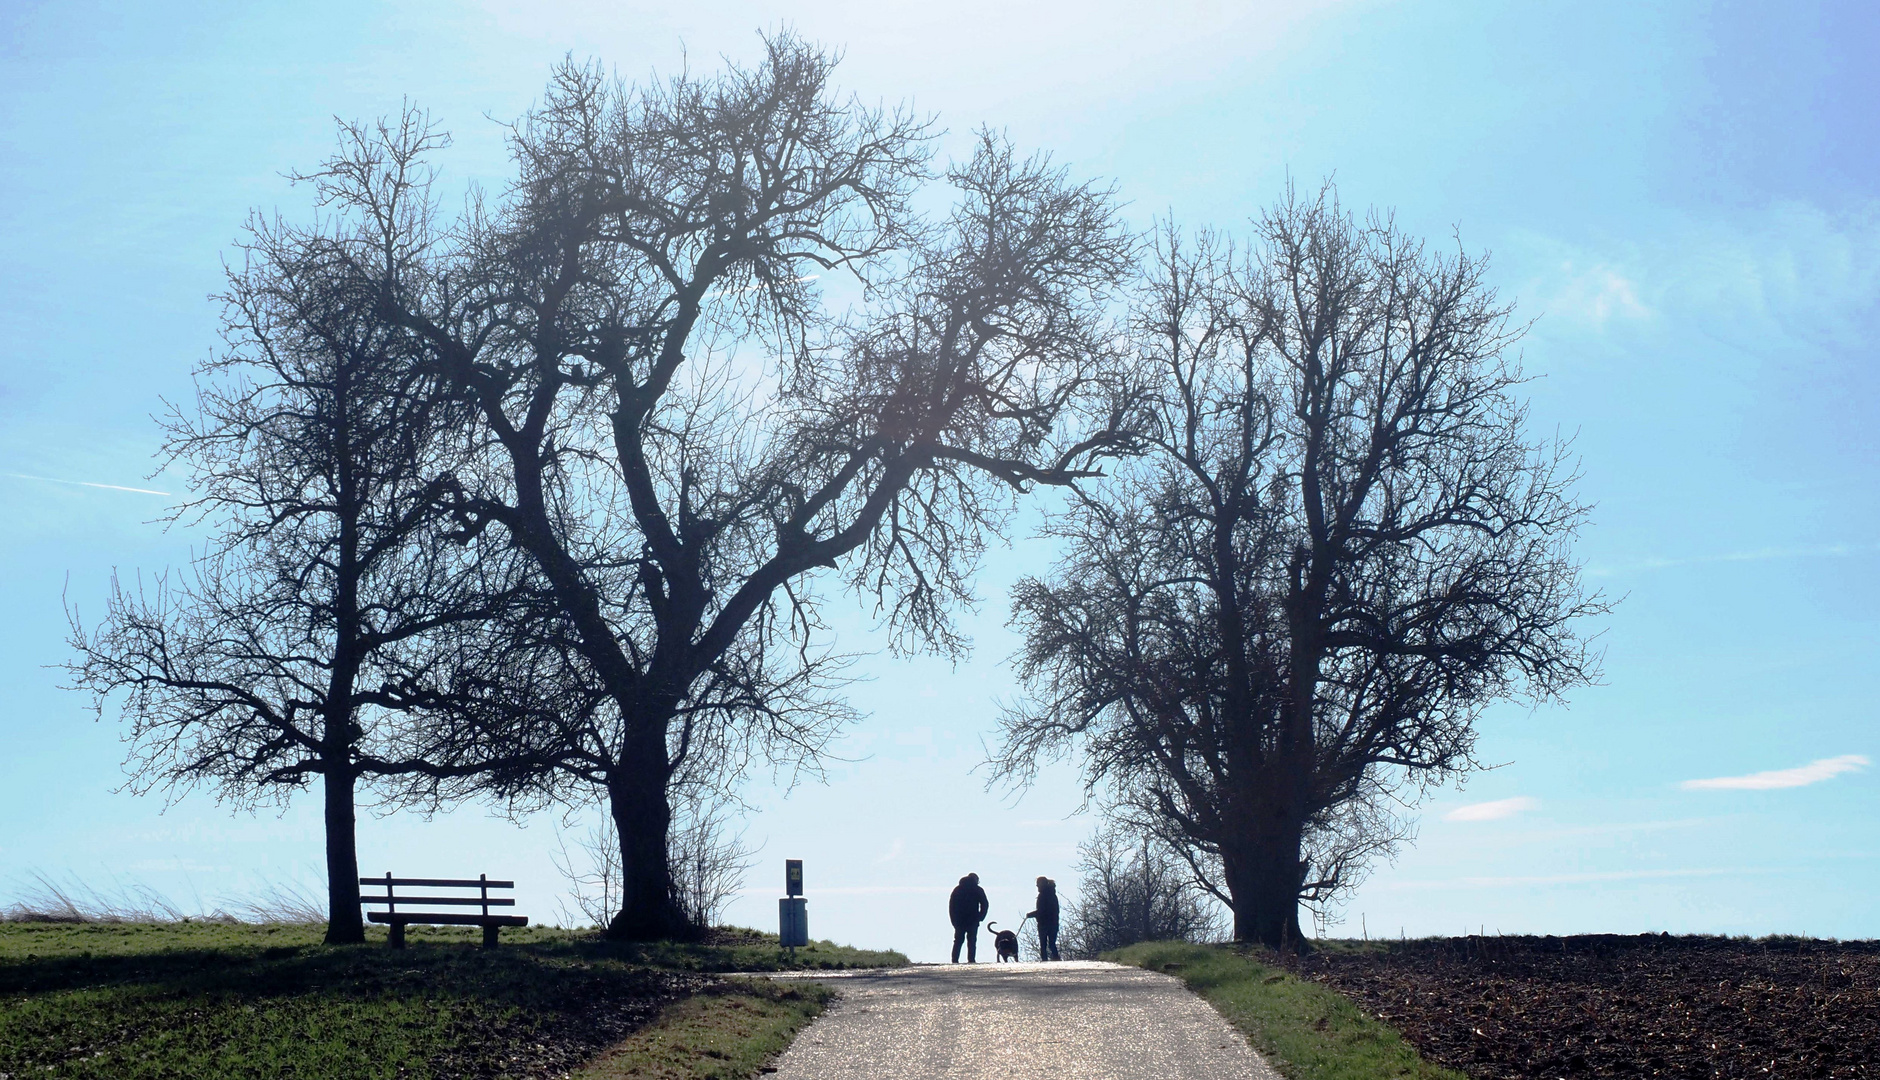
6,472,172,497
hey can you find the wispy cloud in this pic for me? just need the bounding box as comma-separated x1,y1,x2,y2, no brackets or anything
1516,818,1711,841
1588,542,1879,577
931,839,1077,855
873,838,905,865
1443,796,1539,822
1681,754,1869,791
6,472,170,497
1537,261,1651,327
1381,867,1769,891
1460,867,1762,887
736,884,944,897
1517,197,1880,350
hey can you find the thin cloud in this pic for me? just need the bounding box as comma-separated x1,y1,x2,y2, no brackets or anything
1516,818,1711,842
1443,796,1539,822
1588,542,1879,577
1461,867,1763,887
7,472,170,497
736,884,944,897
1681,754,1869,791
1382,867,1770,891
930,840,1076,857
1538,261,1652,327
1518,198,1880,352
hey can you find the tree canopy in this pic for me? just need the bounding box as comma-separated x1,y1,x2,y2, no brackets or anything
995,189,1606,947
297,34,1141,937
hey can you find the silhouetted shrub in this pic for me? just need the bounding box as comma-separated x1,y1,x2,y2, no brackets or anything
1061,828,1224,957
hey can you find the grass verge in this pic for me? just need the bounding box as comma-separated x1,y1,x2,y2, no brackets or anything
1109,941,1467,1080
0,921,898,1079
574,979,830,1080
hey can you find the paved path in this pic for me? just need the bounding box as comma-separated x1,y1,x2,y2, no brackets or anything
762,960,1281,1079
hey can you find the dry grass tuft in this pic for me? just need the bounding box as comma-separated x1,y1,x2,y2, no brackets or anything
1,871,196,923
225,879,327,924
1,871,324,925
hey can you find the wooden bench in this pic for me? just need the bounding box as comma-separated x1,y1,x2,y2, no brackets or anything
358,874,528,949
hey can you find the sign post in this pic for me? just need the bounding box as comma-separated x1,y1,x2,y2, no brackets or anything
779,859,808,951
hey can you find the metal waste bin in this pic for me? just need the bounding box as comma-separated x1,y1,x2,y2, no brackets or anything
779,896,808,947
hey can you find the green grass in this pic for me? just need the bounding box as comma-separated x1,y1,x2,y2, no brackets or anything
0,922,901,1079
574,980,831,1080
0,921,905,970
1109,942,1466,1080
595,927,908,972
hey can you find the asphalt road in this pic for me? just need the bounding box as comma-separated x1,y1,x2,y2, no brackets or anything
762,960,1282,1079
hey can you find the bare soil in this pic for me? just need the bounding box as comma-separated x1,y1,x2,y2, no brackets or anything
1285,934,1880,1079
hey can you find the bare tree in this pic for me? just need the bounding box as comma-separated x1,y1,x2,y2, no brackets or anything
550,814,622,929
1060,826,1224,958
64,144,514,943
552,788,755,931
667,785,758,929
995,188,1607,948
300,35,1139,938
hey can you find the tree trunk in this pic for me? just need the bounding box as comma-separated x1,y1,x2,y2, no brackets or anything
1222,817,1306,950
604,744,692,941
322,766,366,944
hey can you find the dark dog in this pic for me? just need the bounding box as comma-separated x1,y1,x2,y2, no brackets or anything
987,921,1021,962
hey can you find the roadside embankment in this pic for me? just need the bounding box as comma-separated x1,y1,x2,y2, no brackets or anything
1109,941,1465,1080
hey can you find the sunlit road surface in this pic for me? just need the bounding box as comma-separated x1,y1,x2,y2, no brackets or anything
761,960,1281,1079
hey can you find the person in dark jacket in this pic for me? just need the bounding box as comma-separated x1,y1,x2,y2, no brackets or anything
1027,876,1061,961
948,872,990,963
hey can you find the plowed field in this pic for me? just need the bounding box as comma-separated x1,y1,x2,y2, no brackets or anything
1287,934,1879,1078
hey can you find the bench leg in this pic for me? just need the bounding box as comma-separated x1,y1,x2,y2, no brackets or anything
389,922,406,950
482,925,500,949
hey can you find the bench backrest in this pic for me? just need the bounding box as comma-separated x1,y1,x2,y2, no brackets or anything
358,874,515,918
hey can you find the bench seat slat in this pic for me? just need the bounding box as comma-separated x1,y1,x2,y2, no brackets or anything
359,895,515,907
358,877,515,889
367,912,528,927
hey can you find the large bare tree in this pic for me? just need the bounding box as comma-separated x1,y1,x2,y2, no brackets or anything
65,141,514,943
307,36,1139,937
994,190,1606,948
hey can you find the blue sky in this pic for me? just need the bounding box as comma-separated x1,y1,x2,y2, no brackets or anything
2,0,1876,960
